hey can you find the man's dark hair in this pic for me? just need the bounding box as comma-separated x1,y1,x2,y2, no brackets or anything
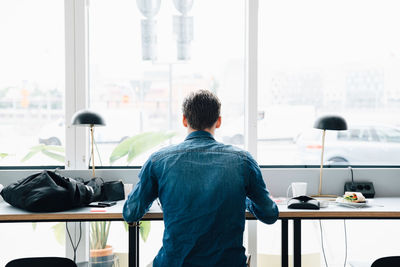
182,90,221,130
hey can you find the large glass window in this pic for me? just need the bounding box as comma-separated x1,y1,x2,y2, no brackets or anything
87,0,245,264
88,0,245,166
0,222,66,266
0,0,65,166
258,0,400,165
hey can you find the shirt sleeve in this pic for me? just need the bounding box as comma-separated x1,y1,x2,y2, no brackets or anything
245,153,279,224
123,157,158,223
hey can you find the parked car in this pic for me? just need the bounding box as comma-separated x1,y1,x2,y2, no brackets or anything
295,124,400,165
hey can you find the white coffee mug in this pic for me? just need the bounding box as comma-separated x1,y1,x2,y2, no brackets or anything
287,182,307,198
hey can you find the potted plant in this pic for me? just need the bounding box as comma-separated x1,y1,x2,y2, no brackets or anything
90,221,115,267
89,221,151,267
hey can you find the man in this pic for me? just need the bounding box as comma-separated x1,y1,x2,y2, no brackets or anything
123,90,279,267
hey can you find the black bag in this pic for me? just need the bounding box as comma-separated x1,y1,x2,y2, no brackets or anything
84,176,105,202
0,170,95,212
84,178,125,202
103,180,125,201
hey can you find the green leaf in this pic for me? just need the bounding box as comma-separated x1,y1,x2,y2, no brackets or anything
126,132,174,164
109,137,136,165
122,221,150,242
21,150,41,162
44,145,65,152
110,131,175,165
0,153,8,159
104,221,111,248
123,221,129,232
21,144,65,163
29,144,47,152
90,221,111,250
52,222,65,245
139,221,151,242
42,150,65,163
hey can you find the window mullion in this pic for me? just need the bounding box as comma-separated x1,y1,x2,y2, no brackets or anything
245,0,259,266
64,0,90,264
245,0,258,159
65,0,89,170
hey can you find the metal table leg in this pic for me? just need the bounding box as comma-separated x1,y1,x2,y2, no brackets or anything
129,223,140,267
281,219,289,267
293,219,301,267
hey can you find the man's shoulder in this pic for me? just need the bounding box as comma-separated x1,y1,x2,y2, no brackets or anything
150,141,251,162
214,143,259,166
215,142,250,157
149,143,186,161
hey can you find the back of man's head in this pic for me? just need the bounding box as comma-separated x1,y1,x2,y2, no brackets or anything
182,90,221,131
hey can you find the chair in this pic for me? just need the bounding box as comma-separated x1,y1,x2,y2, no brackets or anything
6,257,77,267
371,256,400,267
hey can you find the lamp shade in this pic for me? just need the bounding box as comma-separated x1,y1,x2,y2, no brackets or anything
313,115,347,131
71,110,105,126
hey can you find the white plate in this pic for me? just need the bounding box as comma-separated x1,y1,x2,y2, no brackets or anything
335,197,369,208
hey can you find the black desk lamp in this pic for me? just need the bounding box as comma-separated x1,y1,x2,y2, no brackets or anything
312,115,347,197
71,110,105,177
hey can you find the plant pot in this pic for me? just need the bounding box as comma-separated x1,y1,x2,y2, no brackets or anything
90,245,115,267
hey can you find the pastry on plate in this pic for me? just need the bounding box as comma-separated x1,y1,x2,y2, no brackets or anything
342,192,366,203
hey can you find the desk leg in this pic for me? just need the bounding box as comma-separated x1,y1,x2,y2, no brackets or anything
293,219,301,267
281,219,288,267
129,223,140,267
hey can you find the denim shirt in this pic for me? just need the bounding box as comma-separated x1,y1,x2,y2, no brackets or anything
123,131,279,267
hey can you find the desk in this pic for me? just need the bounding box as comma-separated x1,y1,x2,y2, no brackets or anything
2,198,400,267
0,201,125,222
278,197,400,267
0,201,126,266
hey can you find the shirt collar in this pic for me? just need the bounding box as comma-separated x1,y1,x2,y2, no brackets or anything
185,130,215,141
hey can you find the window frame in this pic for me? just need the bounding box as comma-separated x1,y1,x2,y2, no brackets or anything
3,1,400,264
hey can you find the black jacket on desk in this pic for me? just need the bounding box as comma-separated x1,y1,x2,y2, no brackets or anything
0,170,95,212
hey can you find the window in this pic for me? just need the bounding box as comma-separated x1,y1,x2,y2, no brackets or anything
0,222,66,266
258,0,400,165
0,0,65,166
0,1,65,264
87,0,246,263
2,1,400,267
88,0,245,166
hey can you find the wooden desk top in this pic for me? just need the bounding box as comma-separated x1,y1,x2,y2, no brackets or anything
277,197,400,218
1,198,400,222
0,201,126,222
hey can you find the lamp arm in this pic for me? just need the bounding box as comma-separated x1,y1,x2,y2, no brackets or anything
318,129,326,195
90,125,95,177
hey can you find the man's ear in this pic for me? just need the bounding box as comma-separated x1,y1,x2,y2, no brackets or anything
215,116,222,129
183,115,188,128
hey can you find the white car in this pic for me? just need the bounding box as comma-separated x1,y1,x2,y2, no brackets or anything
295,124,400,165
